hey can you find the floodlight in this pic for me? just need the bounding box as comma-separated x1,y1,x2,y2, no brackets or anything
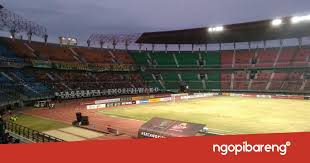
215,26,224,31
208,26,224,33
271,19,282,26
291,15,310,24
291,16,301,24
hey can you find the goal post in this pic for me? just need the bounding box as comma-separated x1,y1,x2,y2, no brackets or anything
171,93,189,103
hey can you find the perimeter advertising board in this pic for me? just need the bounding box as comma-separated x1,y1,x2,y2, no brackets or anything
138,117,205,138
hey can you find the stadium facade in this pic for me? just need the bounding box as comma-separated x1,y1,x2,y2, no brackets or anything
0,6,309,108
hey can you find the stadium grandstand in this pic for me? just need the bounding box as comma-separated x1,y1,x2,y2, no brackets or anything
0,4,310,142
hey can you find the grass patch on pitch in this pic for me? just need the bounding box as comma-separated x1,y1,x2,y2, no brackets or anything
98,96,310,134
11,114,69,132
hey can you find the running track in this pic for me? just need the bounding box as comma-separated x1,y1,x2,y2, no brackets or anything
23,100,144,140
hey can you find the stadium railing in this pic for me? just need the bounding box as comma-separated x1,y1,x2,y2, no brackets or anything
4,121,64,143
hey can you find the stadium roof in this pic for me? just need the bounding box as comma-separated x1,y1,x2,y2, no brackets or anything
136,16,310,44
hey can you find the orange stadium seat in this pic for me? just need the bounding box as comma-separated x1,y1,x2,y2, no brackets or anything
29,42,78,62
220,51,234,68
111,50,135,64
6,39,37,59
74,48,113,64
234,50,254,68
256,48,278,67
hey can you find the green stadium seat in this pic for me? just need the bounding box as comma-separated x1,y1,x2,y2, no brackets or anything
161,72,179,81
130,52,150,65
175,52,199,66
150,52,176,66
202,51,221,68
206,81,221,90
141,73,154,81
147,81,163,89
164,81,180,90
188,81,203,90
181,72,199,81
207,72,221,81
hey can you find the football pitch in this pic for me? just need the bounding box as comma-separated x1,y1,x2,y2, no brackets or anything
98,96,310,134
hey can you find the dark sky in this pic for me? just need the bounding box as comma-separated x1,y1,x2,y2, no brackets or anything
3,0,310,44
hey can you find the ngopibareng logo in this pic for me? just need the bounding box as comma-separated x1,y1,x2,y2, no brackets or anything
213,141,291,156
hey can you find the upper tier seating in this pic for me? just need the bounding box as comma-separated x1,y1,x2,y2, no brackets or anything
5,39,37,59
276,48,297,67
29,42,78,62
150,52,176,66
234,50,255,68
221,51,234,68
74,48,113,64
33,70,146,92
130,52,150,65
111,50,135,64
202,51,221,68
175,52,199,66
291,48,310,66
0,39,17,58
256,48,278,67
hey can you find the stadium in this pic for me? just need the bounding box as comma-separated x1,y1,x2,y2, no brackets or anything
0,3,310,143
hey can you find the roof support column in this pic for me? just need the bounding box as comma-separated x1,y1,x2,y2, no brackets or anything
100,40,104,49
27,31,32,43
152,44,155,53
248,42,251,51
139,43,143,53
112,40,117,51
44,34,48,46
191,44,194,53
298,38,302,49
87,39,91,48
125,40,129,51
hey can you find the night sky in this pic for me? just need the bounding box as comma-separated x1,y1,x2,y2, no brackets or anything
2,0,310,44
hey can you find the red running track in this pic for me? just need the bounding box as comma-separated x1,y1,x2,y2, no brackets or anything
23,100,144,140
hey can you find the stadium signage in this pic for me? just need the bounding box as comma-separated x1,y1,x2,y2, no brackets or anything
213,141,291,156
86,104,106,110
95,98,120,104
138,117,205,138
31,59,138,72
55,87,160,99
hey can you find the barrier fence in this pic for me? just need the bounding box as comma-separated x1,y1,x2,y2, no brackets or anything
5,121,64,143
86,93,219,110
84,92,309,110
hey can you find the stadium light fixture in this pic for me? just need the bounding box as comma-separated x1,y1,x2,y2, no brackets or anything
291,15,310,24
271,19,282,26
208,26,224,33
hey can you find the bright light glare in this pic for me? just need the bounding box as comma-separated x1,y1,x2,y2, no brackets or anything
272,19,282,26
208,26,224,33
291,15,310,24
